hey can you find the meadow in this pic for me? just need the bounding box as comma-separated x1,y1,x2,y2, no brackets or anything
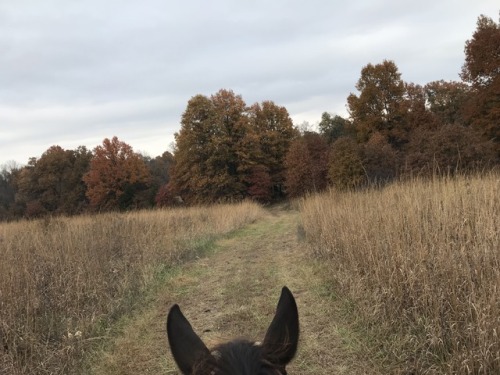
299,173,500,374
0,202,265,374
1,174,499,374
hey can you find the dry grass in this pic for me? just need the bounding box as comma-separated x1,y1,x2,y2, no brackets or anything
299,173,500,374
0,201,265,374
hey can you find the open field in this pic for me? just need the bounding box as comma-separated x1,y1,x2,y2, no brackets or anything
0,202,265,374
1,174,498,374
300,173,500,373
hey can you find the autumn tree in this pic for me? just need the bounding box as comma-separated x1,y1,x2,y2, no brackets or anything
137,151,174,207
460,15,500,152
402,82,438,132
247,101,298,199
284,138,314,198
14,146,92,216
170,90,249,203
405,124,497,175
328,137,366,190
246,164,273,203
284,132,329,197
83,137,150,211
362,132,398,183
170,89,296,204
347,60,408,147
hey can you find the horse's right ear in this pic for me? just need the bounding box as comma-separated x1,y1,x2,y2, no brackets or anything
262,286,299,367
167,304,210,374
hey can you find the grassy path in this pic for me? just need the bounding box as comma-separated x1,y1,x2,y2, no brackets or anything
89,208,383,374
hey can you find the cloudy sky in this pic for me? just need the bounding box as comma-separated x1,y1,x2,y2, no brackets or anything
0,1,498,166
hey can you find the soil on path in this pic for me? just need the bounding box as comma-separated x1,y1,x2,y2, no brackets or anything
90,208,383,375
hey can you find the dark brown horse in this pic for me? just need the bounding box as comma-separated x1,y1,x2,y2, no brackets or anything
167,286,299,374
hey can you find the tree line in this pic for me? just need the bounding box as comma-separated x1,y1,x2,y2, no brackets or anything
0,14,498,219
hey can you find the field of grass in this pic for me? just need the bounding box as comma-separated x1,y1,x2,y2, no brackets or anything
299,173,500,374
0,202,265,374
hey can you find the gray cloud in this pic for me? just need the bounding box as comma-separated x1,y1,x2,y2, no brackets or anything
0,0,498,165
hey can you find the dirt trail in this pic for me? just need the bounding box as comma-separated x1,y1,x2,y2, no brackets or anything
90,208,383,374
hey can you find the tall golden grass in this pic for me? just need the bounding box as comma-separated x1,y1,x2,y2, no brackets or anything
300,173,499,374
0,202,265,374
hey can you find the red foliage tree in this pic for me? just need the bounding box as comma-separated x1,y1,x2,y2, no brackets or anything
83,137,150,211
362,132,398,183
405,124,497,175
284,132,328,198
246,165,273,203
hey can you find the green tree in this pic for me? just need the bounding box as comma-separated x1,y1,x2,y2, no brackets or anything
424,80,469,126
318,112,352,144
0,163,20,220
328,137,366,190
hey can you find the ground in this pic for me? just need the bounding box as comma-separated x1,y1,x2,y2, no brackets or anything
88,208,384,374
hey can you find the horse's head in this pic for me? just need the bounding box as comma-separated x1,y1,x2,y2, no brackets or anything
167,286,299,374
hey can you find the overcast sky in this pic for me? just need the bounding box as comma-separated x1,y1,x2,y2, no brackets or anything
0,1,498,166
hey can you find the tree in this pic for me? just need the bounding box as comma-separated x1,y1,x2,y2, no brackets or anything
247,101,298,199
328,137,366,190
171,90,249,203
362,132,398,183
138,151,175,207
460,15,500,151
284,138,314,198
246,165,273,203
318,113,352,144
0,163,20,220
405,124,498,175
171,89,297,204
403,82,437,131
347,60,407,147
461,15,500,88
424,80,469,126
284,132,329,197
14,146,92,216
83,137,150,211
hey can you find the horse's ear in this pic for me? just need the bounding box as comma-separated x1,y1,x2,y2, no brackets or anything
262,286,299,366
167,304,210,374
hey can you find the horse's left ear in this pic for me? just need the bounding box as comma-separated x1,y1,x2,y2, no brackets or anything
167,304,210,375
262,286,299,367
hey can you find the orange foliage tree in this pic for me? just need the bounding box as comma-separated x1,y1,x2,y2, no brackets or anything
83,137,150,211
